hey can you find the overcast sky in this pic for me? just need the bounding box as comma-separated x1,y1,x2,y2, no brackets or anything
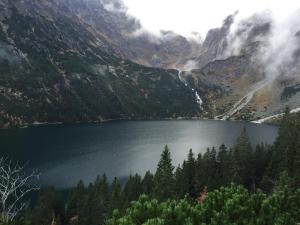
122,0,300,37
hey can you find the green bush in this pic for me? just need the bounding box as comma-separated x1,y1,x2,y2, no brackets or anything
107,185,300,225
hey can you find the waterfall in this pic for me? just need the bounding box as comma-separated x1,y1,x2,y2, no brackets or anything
178,70,203,109
195,91,203,107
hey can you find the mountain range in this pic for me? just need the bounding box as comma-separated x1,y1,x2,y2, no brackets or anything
0,0,299,127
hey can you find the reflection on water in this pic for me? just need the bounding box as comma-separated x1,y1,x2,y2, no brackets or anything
0,120,278,188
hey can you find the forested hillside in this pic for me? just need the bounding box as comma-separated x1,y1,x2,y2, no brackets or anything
1,0,299,126
3,110,299,225
0,0,200,128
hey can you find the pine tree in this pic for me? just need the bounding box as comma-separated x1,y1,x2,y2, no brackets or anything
232,127,254,189
31,187,66,225
182,149,197,197
67,180,85,222
154,145,175,200
78,183,98,225
141,171,154,196
265,111,300,189
110,177,124,213
252,144,270,189
201,147,218,189
216,144,233,186
123,173,142,205
195,153,205,191
293,127,300,187
174,164,186,198
89,174,110,224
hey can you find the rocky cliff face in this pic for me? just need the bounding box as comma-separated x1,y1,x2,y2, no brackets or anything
38,0,201,69
181,12,300,120
0,0,201,128
194,14,235,69
0,0,299,125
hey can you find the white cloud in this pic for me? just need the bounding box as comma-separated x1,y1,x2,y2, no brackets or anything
122,0,300,37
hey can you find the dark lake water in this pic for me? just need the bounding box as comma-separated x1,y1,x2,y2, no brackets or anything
0,120,278,188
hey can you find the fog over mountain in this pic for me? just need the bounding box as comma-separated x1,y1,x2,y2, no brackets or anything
99,0,300,81
0,0,299,127
123,0,300,37
224,10,300,80
0,0,203,128
180,9,300,120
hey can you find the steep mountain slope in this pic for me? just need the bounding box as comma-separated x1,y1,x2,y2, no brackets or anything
181,53,261,119
181,13,300,120
1,0,299,125
43,0,201,69
195,14,235,69
0,0,200,128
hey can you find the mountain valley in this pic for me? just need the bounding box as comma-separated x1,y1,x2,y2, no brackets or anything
0,0,299,127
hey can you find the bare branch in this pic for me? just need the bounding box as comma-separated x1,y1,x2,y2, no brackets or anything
0,157,40,222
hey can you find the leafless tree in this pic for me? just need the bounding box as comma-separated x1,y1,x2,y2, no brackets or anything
0,157,39,222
